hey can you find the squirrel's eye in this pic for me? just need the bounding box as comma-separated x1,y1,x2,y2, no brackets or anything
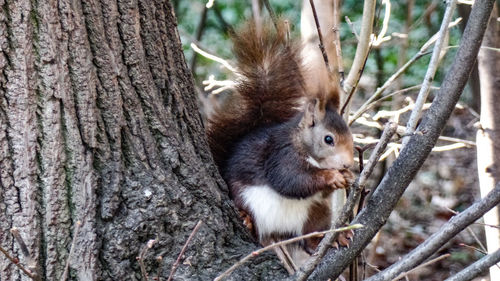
324,135,334,145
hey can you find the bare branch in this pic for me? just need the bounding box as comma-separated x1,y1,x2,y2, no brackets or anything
168,220,203,281
361,85,426,115
190,3,210,72
214,224,363,281
10,228,40,281
392,254,451,281
251,0,261,34
138,238,158,281
372,0,392,47
444,248,500,281
342,0,376,109
333,0,344,80
262,0,278,30
308,0,332,76
10,228,30,258
402,0,458,147
0,244,37,280
349,18,462,125
303,1,496,278
345,16,360,41
366,182,500,281
459,243,488,255
190,43,236,72
481,45,500,52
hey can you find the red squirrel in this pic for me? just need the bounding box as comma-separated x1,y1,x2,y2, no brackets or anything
207,20,354,266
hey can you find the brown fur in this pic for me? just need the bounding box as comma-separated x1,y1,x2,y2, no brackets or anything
207,21,306,170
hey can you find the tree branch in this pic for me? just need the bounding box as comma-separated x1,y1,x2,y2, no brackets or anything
308,0,332,76
349,18,462,125
394,254,451,281
303,1,496,279
366,182,500,281
402,0,458,147
341,0,376,112
215,224,363,281
168,220,203,281
444,248,500,281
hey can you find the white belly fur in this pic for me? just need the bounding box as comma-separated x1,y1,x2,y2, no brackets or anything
241,185,327,239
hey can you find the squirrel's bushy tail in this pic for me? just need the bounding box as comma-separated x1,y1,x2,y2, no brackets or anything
208,21,306,169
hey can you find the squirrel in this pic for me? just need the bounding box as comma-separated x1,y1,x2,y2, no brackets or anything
207,20,354,268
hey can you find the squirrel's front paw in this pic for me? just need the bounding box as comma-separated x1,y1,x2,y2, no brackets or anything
323,169,354,189
340,169,355,187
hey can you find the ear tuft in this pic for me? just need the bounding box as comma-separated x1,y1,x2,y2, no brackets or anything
300,98,325,128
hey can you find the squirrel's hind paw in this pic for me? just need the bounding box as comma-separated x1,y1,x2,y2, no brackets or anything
333,229,354,249
239,210,254,234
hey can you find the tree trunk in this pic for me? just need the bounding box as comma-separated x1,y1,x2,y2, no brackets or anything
476,3,500,280
0,0,286,280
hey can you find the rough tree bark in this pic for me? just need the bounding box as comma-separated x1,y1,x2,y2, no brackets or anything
0,0,286,280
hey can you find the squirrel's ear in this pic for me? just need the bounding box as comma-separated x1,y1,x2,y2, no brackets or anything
301,98,325,128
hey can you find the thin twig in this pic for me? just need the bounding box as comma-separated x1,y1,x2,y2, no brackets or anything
345,16,359,41
437,136,476,146
342,0,377,108
365,182,500,281
308,0,332,75
481,46,500,52
10,228,40,281
459,243,488,255
214,224,363,281
262,0,278,30
465,229,488,254
10,228,30,258
138,238,158,281
471,222,500,230
305,2,497,277
392,254,450,281
444,248,500,281
274,243,297,274
284,20,291,43
0,244,36,279
294,122,398,281
251,0,261,35
156,255,163,281
190,43,236,72
349,18,462,125
60,221,82,281
402,0,458,148
190,3,209,72
360,85,428,118
167,220,203,281
444,208,488,256
372,0,392,47
333,0,344,81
